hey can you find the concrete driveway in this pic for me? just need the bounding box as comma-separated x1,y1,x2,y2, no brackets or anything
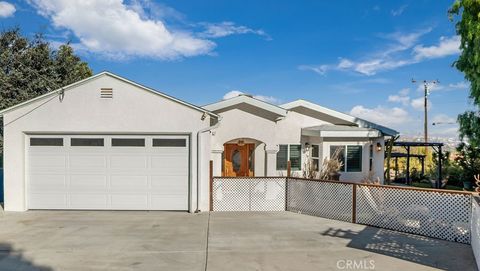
0,211,476,271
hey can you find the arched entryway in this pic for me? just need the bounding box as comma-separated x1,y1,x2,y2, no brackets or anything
223,138,263,177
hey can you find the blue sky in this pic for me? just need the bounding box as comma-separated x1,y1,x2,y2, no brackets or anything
0,0,473,138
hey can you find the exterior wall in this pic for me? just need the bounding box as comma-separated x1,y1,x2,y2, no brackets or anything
210,110,329,176
322,137,385,183
210,108,385,182
3,74,212,211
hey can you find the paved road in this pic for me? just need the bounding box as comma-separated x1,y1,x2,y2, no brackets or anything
0,211,476,270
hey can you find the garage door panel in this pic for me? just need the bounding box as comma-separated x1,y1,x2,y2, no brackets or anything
151,195,187,210
151,156,188,172
110,176,148,191
110,155,148,169
69,194,108,209
69,155,107,169
69,175,107,190
29,193,67,209
151,176,188,194
111,194,148,209
29,155,66,168
28,175,66,192
28,135,189,211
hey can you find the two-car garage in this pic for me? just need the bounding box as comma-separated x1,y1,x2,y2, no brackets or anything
27,135,190,210
2,72,216,212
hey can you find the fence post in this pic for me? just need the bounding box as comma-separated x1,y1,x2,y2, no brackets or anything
352,184,357,223
209,160,213,211
285,177,288,211
287,161,291,177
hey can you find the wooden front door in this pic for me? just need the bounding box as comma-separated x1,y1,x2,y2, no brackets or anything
223,143,255,177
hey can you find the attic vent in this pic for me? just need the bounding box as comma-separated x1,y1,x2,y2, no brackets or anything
100,88,113,98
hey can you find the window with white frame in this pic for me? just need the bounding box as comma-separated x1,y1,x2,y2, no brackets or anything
330,145,363,172
276,144,302,171
311,144,320,171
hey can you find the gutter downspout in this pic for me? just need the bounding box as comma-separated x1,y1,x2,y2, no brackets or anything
195,115,222,213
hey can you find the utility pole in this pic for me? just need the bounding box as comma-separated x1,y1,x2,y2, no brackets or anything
411,79,439,155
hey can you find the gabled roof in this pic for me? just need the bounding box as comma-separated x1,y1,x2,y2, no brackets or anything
203,94,287,117
281,99,399,136
0,71,218,117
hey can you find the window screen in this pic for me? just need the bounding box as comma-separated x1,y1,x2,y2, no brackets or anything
330,145,345,171
112,138,145,147
347,145,362,172
276,145,288,170
289,145,302,171
153,138,186,147
30,138,63,146
71,138,104,147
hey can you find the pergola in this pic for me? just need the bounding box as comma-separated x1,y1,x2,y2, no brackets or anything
388,141,444,188
390,152,426,181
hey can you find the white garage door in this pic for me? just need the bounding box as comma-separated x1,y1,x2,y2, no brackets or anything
27,135,189,210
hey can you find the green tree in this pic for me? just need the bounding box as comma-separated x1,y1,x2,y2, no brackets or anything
0,27,92,152
449,0,480,182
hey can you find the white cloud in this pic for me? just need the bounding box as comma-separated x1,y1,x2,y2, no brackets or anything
432,114,456,124
199,22,271,40
388,88,410,105
300,29,431,76
410,97,432,111
414,36,460,60
298,64,329,75
28,0,215,60
223,90,280,104
388,95,410,106
431,114,458,137
349,105,410,126
0,1,15,17
448,81,469,90
391,5,408,16
399,87,410,96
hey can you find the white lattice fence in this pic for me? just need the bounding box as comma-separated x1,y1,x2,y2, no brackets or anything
355,185,471,244
286,178,353,222
212,177,286,211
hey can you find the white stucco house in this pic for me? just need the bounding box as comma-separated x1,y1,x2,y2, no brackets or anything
0,72,398,212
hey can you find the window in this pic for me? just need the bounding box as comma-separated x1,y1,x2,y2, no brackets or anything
153,138,186,147
112,138,145,147
71,138,104,147
330,145,345,171
276,145,288,170
289,145,301,171
330,145,363,172
346,146,362,172
276,144,302,171
30,138,63,146
311,145,320,171
369,144,373,171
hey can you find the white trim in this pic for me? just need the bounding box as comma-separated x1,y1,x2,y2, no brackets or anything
203,95,287,117
304,130,382,138
282,99,357,123
0,71,218,118
328,144,363,173
282,99,398,136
